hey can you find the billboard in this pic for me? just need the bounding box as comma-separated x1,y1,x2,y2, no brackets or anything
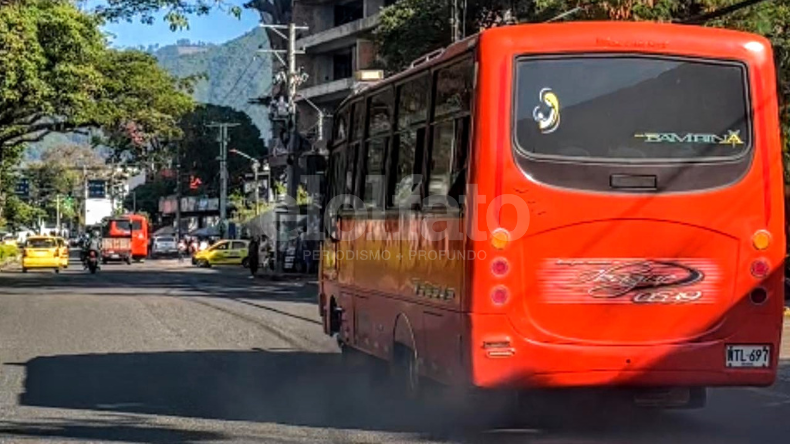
88,180,107,199
85,198,113,226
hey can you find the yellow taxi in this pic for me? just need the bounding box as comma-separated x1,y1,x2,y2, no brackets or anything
22,236,63,273
54,236,70,269
192,239,250,268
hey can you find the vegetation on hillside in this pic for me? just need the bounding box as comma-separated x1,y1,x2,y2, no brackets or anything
152,27,272,138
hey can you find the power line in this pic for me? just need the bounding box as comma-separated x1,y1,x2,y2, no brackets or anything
227,58,268,108
219,56,259,105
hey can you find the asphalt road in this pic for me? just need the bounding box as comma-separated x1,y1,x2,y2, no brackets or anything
1,255,790,444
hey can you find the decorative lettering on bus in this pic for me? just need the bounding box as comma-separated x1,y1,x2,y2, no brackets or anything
411,278,456,301
634,130,745,147
539,259,718,305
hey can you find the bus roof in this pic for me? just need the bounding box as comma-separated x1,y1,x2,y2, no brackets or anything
335,21,768,113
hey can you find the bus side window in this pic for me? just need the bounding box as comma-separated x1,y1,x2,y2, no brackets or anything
362,138,387,209
391,74,430,209
333,106,349,143
426,58,473,210
427,116,470,209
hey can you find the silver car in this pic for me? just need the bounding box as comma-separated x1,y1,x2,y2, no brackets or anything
152,236,178,258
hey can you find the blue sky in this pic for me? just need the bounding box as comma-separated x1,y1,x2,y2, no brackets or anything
86,0,261,48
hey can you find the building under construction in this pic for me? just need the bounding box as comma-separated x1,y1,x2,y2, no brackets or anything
250,0,388,203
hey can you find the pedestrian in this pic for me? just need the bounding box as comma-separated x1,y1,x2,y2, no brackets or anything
248,235,260,278
260,234,272,272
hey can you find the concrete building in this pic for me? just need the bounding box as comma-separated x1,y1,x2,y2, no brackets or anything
292,0,391,148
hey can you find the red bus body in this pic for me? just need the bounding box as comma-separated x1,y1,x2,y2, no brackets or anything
320,22,785,394
102,218,132,263
126,214,149,260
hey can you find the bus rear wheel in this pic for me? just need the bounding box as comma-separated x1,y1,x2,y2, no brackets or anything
392,343,421,401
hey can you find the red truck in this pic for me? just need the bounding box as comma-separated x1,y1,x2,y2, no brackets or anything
101,218,132,264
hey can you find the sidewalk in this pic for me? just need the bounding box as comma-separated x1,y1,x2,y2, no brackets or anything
0,256,19,272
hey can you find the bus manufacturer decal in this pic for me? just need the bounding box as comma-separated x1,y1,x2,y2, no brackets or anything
539,259,718,304
532,88,561,134
634,130,745,147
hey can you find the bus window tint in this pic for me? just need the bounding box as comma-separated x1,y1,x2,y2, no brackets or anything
393,129,420,207
514,56,750,160
351,102,365,141
398,75,430,129
333,107,349,143
368,90,394,136
428,120,456,199
434,58,474,119
363,138,386,208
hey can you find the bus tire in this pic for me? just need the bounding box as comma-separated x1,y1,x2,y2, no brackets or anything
392,343,421,401
685,387,707,409
328,299,342,335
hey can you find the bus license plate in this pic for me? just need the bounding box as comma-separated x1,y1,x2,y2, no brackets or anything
726,345,770,368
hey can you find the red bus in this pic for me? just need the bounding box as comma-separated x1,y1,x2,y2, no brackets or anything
102,217,132,264
319,22,785,408
126,213,149,261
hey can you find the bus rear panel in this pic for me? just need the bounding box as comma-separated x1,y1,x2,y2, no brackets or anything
467,23,784,390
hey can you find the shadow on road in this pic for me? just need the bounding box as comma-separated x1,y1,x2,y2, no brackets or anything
0,417,223,443
6,349,760,444
0,261,317,303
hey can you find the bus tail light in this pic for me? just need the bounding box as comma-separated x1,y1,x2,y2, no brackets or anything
491,286,509,305
491,229,510,250
491,258,509,276
750,287,768,305
752,230,771,251
751,258,770,278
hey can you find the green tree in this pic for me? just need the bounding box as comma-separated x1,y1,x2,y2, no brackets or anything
375,0,728,73
0,0,195,151
94,0,242,31
24,144,106,225
122,178,176,218
178,104,266,196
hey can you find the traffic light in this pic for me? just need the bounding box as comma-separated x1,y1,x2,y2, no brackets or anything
189,175,202,190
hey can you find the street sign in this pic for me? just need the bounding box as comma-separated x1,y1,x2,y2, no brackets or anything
88,180,107,199
14,178,29,199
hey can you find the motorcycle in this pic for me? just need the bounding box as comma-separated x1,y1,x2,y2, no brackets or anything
86,250,99,274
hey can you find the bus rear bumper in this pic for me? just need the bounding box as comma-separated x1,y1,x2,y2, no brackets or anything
469,314,779,389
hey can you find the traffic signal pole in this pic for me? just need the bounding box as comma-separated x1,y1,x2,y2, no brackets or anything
206,122,240,237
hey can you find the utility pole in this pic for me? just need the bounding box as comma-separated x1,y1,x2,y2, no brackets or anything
82,165,88,232
451,0,460,42
206,122,240,236
258,22,309,201
175,141,182,245
229,149,261,215
55,194,60,236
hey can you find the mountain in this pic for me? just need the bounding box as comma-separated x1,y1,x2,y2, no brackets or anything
25,30,272,162
153,27,273,141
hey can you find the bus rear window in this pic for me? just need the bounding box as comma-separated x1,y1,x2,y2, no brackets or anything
514,56,751,161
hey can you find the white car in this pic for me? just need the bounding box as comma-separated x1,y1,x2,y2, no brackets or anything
152,236,178,257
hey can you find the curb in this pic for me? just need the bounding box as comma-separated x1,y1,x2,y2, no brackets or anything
0,258,19,271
